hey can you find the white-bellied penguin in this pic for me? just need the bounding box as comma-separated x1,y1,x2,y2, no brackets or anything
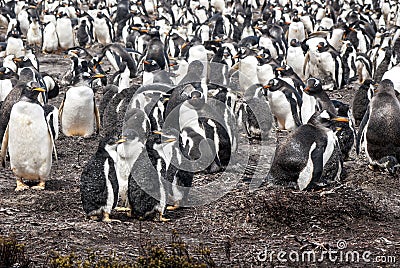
1,82,56,191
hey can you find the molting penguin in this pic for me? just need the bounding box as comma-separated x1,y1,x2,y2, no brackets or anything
267,110,345,190
59,73,103,137
357,79,400,174
127,131,178,221
80,135,124,222
1,82,55,191
42,21,59,53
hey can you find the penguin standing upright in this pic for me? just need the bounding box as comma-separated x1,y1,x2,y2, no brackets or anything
76,19,93,47
56,11,75,50
267,110,346,190
59,73,103,137
142,29,169,71
357,79,400,174
1,82,55,191
93,12,114,45
352,79,375,126
127,131,178,221
26,18,42,48
115,108,150,209
262,78,303,130
42,20,59,53
285,39,306,81
80,135,124,222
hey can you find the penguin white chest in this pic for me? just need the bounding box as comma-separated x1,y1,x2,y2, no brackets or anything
61,86,96,137
268,91,296,130
94,19,112,45
56,18,74,50
6,37,24,57
8,102,53,180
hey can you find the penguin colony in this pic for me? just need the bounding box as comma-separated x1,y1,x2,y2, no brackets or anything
0,0,399,222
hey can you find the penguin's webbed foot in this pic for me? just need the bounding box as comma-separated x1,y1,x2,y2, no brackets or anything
102,212,121,223
31,181,45,190
15,179,29,192
166,204,180,211
114,206,131,212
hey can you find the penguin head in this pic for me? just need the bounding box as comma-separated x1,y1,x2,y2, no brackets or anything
263,78,281,93
143,59,161,72
275,65,294,76
304,78,323,95
21,81,46,101
374,79,396,95
316,41,328,52
309,110,349,130
289,38,301,47
123,108,151,141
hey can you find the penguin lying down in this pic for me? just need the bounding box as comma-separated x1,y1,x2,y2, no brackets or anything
266,110,348,190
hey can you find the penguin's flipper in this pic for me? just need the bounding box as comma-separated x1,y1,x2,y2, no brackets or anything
356,105,370,155
284,91,302,126
306,142,326,190
0,124,9,168
94,99,101,134
46,119,58,162
58,95,66,126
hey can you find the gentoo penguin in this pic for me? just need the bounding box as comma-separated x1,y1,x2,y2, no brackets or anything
56,11,75,50
42,21,59,53
93,12,114,45
1,82,55,191
80,135,124,222
101,43,138,78
357,79,400,174
285,39,306,81
303,78,336,115
352,79,375,126
59,73,103,137
235,46,260,91
315,41,344,89
267,110,345,190
6,27,24,58
262,78,303,131
26,18,42,48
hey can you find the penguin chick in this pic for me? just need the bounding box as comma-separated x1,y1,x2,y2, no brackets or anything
80,135,124,223
1,82,55,191
352,79,375,126
357,79,400,174
267,110,346,190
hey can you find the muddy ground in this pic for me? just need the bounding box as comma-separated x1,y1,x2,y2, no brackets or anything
0,50,399,267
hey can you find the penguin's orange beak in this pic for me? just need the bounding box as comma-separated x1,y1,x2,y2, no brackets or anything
153,131,163,135
131,26,139,31
263,85,271,89
13,57,22,62
233,54,240,59
332,117,349,123
144,60,150,65
116,136,127,143
276,67,285,71
304,87,310,92
33,87,46,92
181,42,189,49
164,138,176,143
92,73,106,78
256,55,263,59
317,44,322,48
